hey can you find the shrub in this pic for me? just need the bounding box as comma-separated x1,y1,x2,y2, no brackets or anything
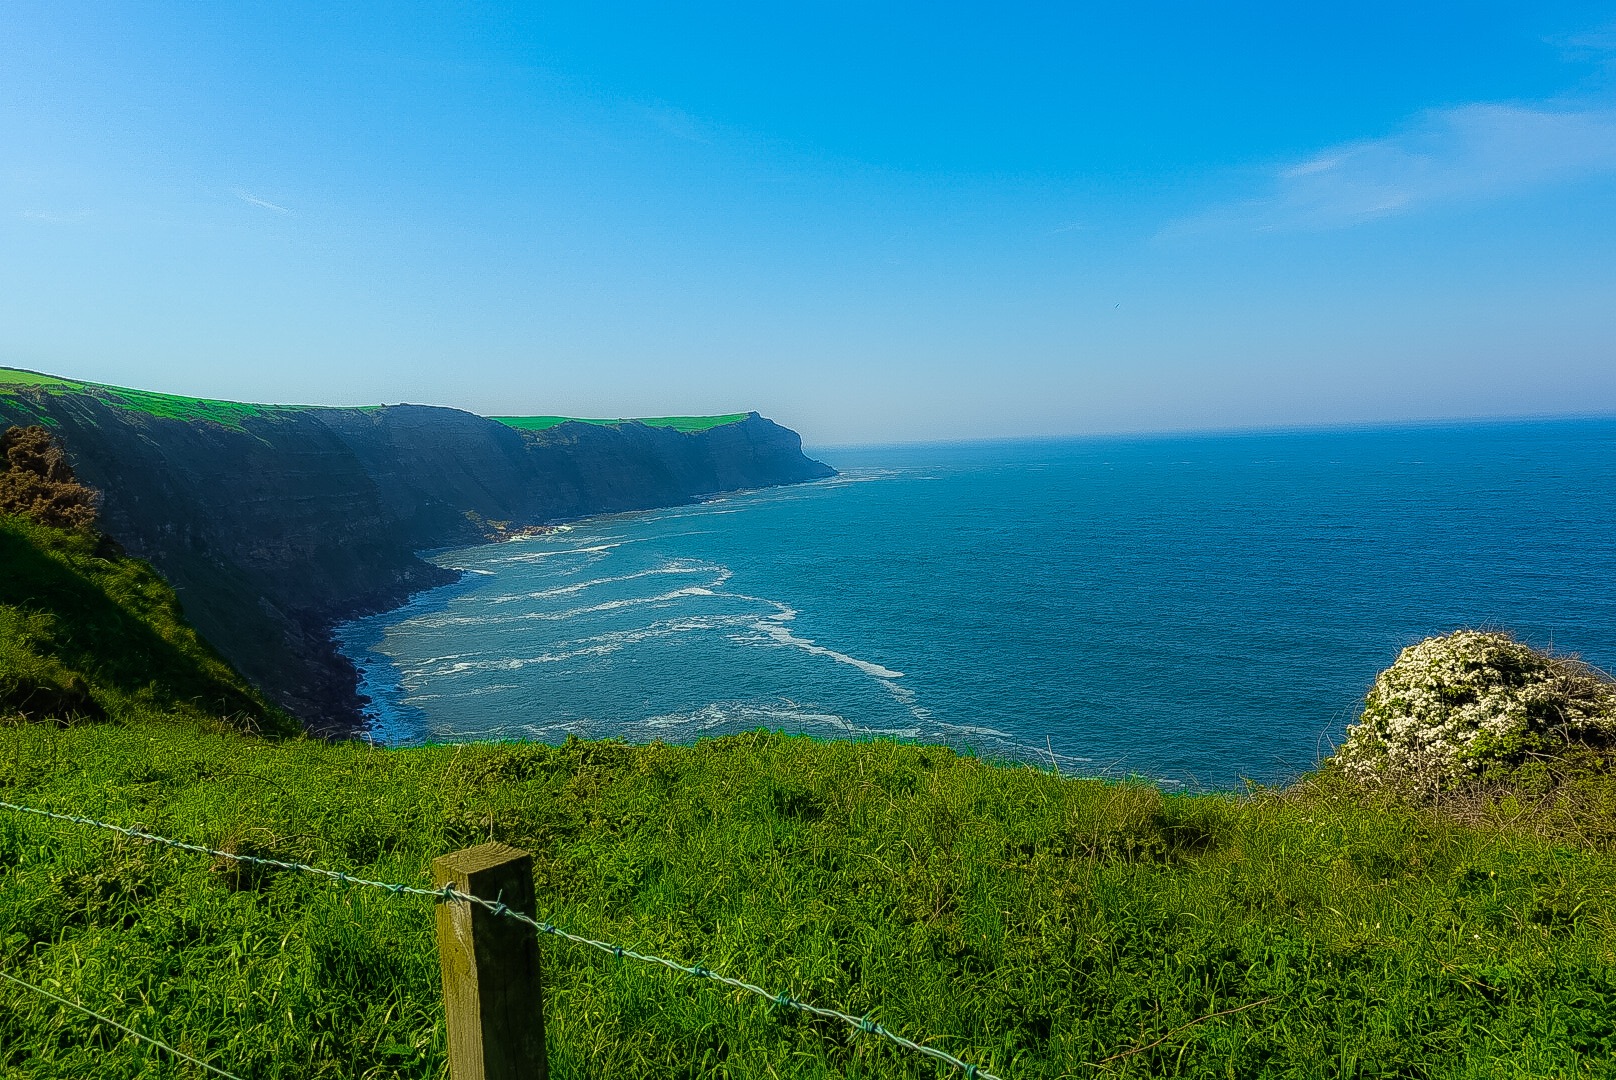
1336,630,1616,792
0,425,99,531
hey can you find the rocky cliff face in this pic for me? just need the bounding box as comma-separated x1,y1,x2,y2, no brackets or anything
0,388,832,733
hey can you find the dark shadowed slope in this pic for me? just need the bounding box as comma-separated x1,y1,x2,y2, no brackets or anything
0,514,293,734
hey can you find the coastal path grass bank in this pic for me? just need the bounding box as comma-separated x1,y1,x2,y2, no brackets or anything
2,723,1614,1077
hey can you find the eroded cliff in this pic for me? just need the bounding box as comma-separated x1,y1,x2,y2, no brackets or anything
0,374,832,732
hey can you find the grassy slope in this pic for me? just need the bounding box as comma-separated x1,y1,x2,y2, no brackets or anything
0,516,293,736
1,722,1614,1079
1,366,748,435
492,413,750,434
0,367,298,432
0,370,79,391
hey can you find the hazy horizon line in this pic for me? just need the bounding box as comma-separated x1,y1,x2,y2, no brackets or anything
804,409,1616,453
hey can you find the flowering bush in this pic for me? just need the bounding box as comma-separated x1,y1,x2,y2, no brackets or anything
1337,631,1616,792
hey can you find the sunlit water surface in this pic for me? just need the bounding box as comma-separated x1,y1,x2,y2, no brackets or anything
336,420,1616,788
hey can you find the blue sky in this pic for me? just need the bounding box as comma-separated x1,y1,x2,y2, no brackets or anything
3,3,1615,443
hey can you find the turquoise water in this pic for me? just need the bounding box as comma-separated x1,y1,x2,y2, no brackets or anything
337,419,1616,788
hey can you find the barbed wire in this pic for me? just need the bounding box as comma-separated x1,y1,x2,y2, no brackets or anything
0,798,1004,1080
0,968,244,1079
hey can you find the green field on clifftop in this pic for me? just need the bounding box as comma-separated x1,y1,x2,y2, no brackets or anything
1,367,310,431
493,413,750,433
1,367,750,436
0,370,79,392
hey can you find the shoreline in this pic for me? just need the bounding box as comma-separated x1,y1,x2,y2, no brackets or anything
320,502,1187,787
321,481,847,742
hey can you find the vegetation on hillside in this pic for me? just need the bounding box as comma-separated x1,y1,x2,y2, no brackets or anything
1,367,296,432
0,425,100,532
0,369,79,392
2,725,1615,1079
494,413,750,434
0,426,293,734
0,516,293,735
1338,631,1616,793
1,365,750,436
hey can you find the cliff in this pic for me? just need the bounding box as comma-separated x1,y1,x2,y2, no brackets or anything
0,370,833,733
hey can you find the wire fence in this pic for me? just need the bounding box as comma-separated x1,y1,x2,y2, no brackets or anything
0,968,245,1080
0,798,1005,1080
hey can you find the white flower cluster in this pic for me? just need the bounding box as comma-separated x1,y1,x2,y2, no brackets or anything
1336,630,1616,791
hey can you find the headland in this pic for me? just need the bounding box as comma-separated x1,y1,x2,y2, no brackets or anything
0,367,833,733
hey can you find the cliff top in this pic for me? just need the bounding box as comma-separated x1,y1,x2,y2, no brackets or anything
1,366,753,435
492,412,750,433
1,366,326,431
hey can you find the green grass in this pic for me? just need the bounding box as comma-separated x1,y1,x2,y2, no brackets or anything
0,369,80,391
494,414,750,434
2,366,751,435
0,369,79,426
1,367,292,432
89,386,286,429
1,722,1613,1079
0,516,294,736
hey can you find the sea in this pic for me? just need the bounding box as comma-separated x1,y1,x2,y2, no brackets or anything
335,418,1616,789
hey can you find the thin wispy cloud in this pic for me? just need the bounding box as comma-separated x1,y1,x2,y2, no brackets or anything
1178,101,1616,232
1547,20,1616,61
235,191,291,214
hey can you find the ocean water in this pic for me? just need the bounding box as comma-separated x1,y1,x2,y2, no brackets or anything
336,419,1616,788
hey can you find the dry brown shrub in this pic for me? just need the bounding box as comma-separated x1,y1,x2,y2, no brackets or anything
0,425,100,531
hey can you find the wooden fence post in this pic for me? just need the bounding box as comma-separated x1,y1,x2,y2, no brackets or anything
432,842,548,1080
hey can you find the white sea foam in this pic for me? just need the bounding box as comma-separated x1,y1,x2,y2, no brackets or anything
491,539,637,564
399,612,528,630
508,580,729,622
450,683,522,698
487,561,715,604
819,469,900,486
407,614,761,675
638,700,923,741
677,587,941,727
398,658,487,678
728,597,905,680
754,619,905,681
396,569,731,629
883,681,934,722
410,652,472,667
558,614,755,654
348,476,999,764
